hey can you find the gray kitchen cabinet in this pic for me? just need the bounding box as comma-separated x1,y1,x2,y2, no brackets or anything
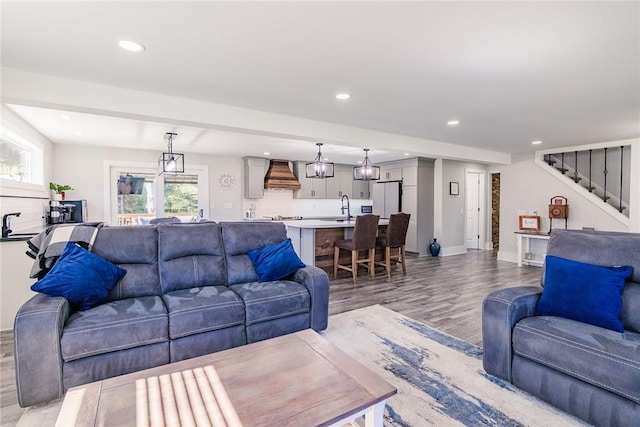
243,157,267,199
326,165,353,199
294,162,327,199
352,179,370,199
381,166,402,181
401,166,418,186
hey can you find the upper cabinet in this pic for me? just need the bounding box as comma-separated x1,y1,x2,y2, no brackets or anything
294,162,371,199
244,157,267,199
294,162,327,199
381,166,403,181
326,165,353,199
352,179,370,199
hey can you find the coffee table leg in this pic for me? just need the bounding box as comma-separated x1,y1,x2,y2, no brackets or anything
364,400,386,427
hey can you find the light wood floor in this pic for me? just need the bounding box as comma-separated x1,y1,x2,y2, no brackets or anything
0,250,542,425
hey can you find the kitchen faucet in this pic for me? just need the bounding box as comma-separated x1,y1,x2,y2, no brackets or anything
340,195,351,221
2,212,21,238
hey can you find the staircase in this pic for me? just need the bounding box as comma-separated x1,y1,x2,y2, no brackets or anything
537,144,631,221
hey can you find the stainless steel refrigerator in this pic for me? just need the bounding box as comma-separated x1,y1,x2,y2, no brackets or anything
372,181,402,218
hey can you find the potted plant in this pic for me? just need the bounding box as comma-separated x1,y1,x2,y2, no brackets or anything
49,182,73,201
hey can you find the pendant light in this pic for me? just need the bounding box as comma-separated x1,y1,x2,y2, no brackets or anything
353,148,380,181
158,132,184,175
306,143,335,179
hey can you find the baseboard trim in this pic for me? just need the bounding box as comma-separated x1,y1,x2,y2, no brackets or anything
441,246,467,257
497,250,517,264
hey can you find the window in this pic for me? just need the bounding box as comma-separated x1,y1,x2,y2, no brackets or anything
0,129,43,185
164,174,199,222
108,163,208,226
117,173,156,225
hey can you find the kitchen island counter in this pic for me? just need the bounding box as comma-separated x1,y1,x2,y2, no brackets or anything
285,219,389,273
283,219,388,228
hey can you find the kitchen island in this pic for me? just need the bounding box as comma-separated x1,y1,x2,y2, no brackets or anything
283,219,389,275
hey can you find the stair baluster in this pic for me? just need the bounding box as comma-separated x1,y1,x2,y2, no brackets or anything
588,150,594,192
619,146,625,212
573,151,581,183
559,152,568,174
603,147,609,202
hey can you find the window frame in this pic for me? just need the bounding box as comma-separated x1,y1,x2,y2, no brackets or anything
0,128,44,191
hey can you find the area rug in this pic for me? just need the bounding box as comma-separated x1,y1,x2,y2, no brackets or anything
18,305,586,426
322,304,586,426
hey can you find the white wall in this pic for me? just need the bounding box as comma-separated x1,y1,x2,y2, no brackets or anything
0,105,54,330
494,152,629,263
52,144,244,223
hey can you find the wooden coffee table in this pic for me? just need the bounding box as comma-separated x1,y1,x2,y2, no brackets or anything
56,329,396,426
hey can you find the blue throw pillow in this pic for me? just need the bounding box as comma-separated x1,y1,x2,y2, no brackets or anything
535,255,633,332
248,238,306,282
31,242,126,310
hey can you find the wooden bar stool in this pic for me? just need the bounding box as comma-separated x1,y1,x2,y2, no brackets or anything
375,213,410,278
334,214,380,284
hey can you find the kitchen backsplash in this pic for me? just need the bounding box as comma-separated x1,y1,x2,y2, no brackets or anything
1,196,49,232
243,190,372,219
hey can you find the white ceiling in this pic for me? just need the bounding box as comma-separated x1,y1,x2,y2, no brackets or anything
1,1,639,163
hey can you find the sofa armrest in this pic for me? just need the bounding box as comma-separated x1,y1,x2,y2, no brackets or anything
293,266,329,332
482,286,541,382
14,294,71,407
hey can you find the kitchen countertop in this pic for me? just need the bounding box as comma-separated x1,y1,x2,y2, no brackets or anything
283,219,389,228
0,226,46,242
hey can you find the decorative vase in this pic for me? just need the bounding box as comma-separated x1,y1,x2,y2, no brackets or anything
429,238,441,257
52,192,62,201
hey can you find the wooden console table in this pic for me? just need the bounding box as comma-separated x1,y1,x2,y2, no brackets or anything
515,232,550,267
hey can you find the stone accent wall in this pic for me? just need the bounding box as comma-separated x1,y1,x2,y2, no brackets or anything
491,173,500,250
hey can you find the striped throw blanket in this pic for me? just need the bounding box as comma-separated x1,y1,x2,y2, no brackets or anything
27,222,105,279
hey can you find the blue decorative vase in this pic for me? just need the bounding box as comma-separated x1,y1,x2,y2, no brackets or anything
429,238,441,257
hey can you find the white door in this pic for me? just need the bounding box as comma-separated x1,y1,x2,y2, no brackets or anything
465,172,481,249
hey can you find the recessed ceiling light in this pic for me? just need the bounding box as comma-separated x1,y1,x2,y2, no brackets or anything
61,114,71,120
447,120,460,126
118,40,145,52
335,93,351,100
531,140,542,145
75,131,83,136
403,153,410,156
263,152,270,156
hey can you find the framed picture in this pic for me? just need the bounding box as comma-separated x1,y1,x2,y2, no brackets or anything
449,182,459,196
519,215,541,231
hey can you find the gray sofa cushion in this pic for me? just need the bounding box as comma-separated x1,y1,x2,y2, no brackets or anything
158,222,227,293
63,342,169,391
222,222,289,285
230,280,310,324
60,296,168,362
546,229,640,333
162,286,245,338
513,316,640,404
92,225,161,300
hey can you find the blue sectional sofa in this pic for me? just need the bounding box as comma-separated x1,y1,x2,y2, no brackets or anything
14,221,329,407
483,229,640,426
